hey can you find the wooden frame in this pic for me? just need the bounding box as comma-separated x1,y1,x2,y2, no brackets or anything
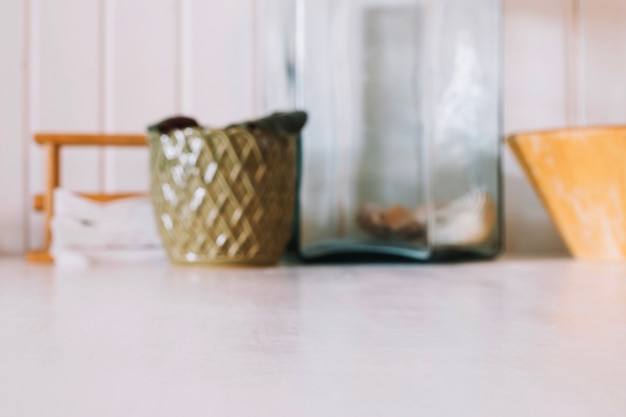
27,134,148,263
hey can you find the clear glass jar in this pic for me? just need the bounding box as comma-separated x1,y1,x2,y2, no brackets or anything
257,0,503,261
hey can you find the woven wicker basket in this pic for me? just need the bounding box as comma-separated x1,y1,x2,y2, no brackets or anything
148,114,303,265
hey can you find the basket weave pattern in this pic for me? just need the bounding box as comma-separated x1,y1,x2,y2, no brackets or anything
149,126,296,264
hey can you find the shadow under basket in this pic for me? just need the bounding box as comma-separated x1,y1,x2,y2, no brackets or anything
509,126,626,261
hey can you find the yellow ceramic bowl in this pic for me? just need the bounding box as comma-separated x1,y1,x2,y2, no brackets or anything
509,126,626,261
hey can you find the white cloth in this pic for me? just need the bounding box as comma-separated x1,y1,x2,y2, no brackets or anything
52,248,168,268
51,189,167,266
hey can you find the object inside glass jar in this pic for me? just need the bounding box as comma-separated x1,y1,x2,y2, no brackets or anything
356,190,496,247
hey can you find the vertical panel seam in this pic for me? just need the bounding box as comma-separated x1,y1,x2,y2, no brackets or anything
26,0,41,251
175,0,182,113
22,0,33,252
252,0,259,116
179,0,193,114
565,0,583,126
98,0,106,191
102,0,117,192
575,0,586,125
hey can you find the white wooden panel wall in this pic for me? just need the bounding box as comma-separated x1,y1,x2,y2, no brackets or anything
0,0,26,254
38,0,102,191
30,0,104,249
191,0,256,125
580,0,626,125
504,0,572,254
1,0,625,255
25,0,255,251
107,0,179,192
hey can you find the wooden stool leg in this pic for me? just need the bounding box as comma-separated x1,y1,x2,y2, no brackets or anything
44,144,60,248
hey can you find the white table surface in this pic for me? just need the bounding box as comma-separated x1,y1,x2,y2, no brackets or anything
1,257,625,417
